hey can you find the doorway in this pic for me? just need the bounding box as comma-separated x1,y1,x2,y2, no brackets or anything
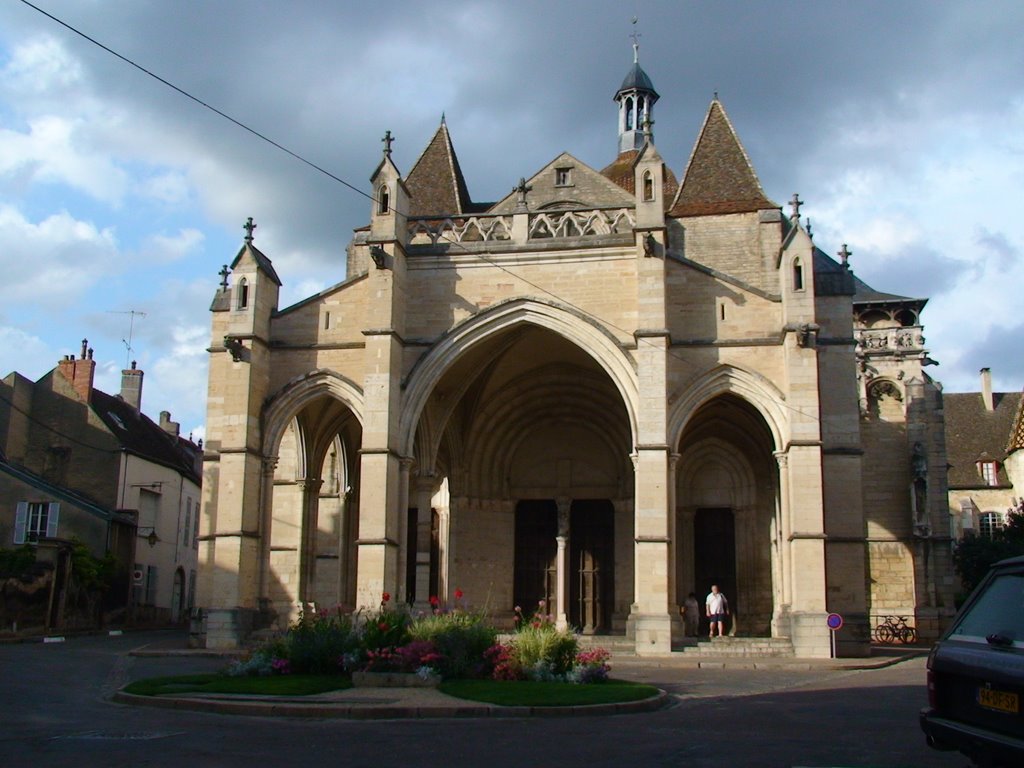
569,500,614,633
513,500,558,614
694,507,736,635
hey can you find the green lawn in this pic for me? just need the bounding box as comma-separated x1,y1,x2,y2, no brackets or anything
438,678,659,706
123,673,352,697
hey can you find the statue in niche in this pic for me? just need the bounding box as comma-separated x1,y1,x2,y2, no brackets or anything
911,442,930,536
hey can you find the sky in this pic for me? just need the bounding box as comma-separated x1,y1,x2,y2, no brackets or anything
0,0,1022,441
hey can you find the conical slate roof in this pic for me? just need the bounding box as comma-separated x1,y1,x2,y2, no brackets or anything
617,62,658,98
405,117,474,217
669,99,777,217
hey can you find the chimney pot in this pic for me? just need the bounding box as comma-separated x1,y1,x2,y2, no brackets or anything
981,367,994,411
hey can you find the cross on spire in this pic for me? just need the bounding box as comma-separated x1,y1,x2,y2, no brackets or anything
243,217,256,243
218,264,230,291
382,130,394,157
630,17,641,63
838,243,852,269
789,193,803,221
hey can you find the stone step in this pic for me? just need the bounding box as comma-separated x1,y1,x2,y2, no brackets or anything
677,637,795,657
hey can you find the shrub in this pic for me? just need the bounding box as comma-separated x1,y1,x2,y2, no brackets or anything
407,610,497,679
511,624,578,677
284,607,361,675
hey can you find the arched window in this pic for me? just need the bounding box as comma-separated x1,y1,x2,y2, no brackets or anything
637,96,646,127
642,170,654,202
237,277,249,310
792,258,804,291
625,97,634,130
378,184,390,215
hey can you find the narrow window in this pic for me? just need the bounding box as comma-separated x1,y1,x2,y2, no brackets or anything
642,170,654,201
555,167,572,186
793,258,804,291
720,302,727,321
378,184,390,214
637,96,646,127
625,97,634,130
237,277,249,309
324,311,331,330
183,499,192,547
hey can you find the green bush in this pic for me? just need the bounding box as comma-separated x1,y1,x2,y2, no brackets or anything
511,624,579,676
407,611,497,679
284,608,362,675
0,545,37,579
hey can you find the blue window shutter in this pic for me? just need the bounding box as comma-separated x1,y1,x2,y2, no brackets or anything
46,503,60,538
14,502,28,544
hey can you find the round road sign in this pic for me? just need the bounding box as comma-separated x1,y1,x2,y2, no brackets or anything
827,612,844,631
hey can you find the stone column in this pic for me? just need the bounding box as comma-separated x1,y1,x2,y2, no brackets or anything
299,477,323,607
773,450,792,629
413,474,436,610
555,497,570,630
257,456,278,612
394,458,413,603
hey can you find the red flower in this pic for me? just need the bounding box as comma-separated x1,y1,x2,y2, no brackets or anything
381,591,391,603
429,595,439,607
378,621,389,631
454,588,464,600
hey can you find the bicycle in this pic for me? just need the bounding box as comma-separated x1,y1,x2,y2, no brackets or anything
873,615,917,644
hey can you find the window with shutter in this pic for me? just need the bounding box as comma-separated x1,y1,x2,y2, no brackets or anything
14,502,28,544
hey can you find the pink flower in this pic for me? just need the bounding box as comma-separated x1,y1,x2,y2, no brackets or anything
378,621,389,631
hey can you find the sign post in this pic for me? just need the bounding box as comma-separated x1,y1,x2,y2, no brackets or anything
826,613,844,659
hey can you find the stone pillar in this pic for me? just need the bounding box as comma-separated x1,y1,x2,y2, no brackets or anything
257,456,277,612
555,496,570,630
413,474,436,610
394,458,413,603
299,477,323,606
772,450,791,635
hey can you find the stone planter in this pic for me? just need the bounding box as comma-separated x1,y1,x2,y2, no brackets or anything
351,670,441,688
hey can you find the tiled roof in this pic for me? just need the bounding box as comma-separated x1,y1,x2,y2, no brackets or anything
944,391,1023,488
600,149,679,203
1008,393,1024,454
91,389,201,485
851,274,922,306
405,118,474,217
669,99,777,217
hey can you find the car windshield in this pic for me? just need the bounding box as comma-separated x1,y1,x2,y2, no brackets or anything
949,570,1024,644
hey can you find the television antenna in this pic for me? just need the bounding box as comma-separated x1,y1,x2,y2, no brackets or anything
107,309,147,368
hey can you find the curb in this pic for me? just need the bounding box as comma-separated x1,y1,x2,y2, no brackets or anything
111,688,669,720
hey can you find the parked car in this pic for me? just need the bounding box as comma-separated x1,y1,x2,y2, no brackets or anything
921,554,1024,766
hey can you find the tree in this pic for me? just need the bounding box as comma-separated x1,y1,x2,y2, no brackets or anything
953,498,1024,595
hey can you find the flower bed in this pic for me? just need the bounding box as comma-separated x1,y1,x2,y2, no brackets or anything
227,594,612,688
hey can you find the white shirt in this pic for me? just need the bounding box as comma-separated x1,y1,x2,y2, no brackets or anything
706,591,727,614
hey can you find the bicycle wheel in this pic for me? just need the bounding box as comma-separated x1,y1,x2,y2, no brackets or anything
900,626,917,645
874,624,893,644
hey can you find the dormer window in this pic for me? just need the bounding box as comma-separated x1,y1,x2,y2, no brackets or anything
979,460,999,486
237,277,249,310
378,184,390,215
555,167,573,187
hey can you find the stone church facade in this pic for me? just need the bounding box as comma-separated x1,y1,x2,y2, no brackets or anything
196,53,955,656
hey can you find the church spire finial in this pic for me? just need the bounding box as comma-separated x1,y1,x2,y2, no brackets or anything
630,16,641,64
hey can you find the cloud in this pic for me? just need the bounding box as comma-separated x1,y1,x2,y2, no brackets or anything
144,228,205,263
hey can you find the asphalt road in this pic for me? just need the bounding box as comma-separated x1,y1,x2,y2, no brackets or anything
0,631,968,768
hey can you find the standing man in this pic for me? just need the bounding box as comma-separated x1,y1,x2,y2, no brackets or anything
705,584,729,638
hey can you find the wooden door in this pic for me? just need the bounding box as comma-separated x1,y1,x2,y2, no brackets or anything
569,500,614,633
513,500,558,615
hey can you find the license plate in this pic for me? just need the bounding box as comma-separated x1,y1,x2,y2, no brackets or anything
978,687,1020,714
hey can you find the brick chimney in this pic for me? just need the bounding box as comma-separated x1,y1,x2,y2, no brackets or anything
159,410,180,438
120,360,144,410
56,338,96,402
981,367,994,411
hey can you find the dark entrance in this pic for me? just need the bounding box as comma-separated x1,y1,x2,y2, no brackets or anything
694,507,737,635
513,500,558,613
569,500,614,633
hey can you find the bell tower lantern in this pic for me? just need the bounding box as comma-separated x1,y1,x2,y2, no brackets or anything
614,35,659,154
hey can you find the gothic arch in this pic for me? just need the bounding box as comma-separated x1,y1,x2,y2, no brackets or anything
668,364,787,452
677,438,759,509
399,298,639,456
262,369,365,466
